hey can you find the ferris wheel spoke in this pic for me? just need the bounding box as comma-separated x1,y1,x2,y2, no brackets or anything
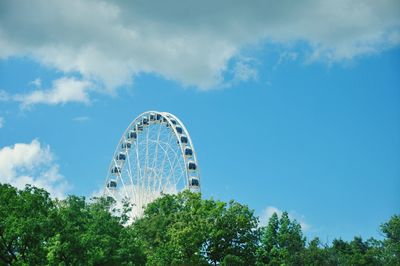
125,143,136,197
161,145,178,192
174,158,186,188
134,134,143,192
150,123,163,182
113,159,130,199
144,126,150,198
137,139,148,211
158,131,174,192
154,141,168,193
166,149,181,190
157,143,175,193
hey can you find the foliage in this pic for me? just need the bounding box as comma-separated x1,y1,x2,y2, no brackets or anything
0,183,399,265
257,211,305,265
329,237,384,266
0,184,146,266
0,184,55,265
302,237,332,266
381,214,400,265
133,191,259,265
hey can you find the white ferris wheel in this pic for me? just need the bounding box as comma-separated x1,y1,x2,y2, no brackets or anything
104,111,200,219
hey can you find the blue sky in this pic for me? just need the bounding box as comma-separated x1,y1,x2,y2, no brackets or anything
0,1,399,242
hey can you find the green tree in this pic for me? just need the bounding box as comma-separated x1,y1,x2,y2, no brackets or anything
1,182,398,266
348,237,381,265
330,237,384,266
205,199,259,265
303,237,332,266
381,214,400,265
117,225,147,266
134,190,259,265
46,196,91,265
331,238,351,265
168,192,212,265
257,211,305,265
46,195,145,265
0,184,55,265
257,212,279,265
133,193,191,265
221,254,245,266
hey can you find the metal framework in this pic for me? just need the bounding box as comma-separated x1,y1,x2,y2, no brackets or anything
103,111,200,219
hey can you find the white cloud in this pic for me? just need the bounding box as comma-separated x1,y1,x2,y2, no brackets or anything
0,90,10,101
29,78,42,88
260,206,311,232
0,139,69,198
232,59,259,83
0,0,399,90
261,206,283,223
0,117,3,128
14,77,93,108
274,52,299,69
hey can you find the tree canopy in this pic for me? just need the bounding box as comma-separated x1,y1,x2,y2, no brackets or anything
0,183,398,265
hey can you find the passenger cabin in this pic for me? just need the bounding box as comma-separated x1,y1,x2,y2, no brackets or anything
188,161,197,171
184,147,193,156
111,166,121,174
180,135,188,144
176,126,183,134
149,113,156,122
170,119,177,125
189,177,199,187
116,153,126,161
135,124,143,132
156,114,162,121
127,130,137,140
142,116,149,125
107,180,117,188
106,196,114,201
121,142,131,149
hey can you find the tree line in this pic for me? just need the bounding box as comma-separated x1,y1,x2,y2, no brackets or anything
0,183,399,265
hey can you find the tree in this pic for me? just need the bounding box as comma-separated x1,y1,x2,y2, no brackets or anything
1,182,398,265
46,195,145,265
330,236,384,266
134,193,183,265
46,196,91,265
381,215,400,265
0,184,55,265
117,225,147,266
134,190,259,265
204,200,260,265
257,211,305,265
221,254,245,266
303,237,332,266
134,192,208,265
257,212,279,265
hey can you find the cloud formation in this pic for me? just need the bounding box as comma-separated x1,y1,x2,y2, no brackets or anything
260,206,311,232
0,139,69,198
0,90,9,101
14,77,93,108
0,0,399,91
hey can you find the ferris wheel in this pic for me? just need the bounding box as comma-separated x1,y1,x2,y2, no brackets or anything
104,111,200,219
